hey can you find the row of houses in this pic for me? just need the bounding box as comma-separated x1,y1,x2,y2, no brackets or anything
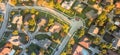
0,42,15,55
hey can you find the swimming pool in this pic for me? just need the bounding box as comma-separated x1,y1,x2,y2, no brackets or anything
81,48,89,55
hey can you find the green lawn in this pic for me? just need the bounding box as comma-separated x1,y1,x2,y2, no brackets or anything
19,33,28,44
76,13,86,19
35,34,51,40
28,43,40,51
0,38,7,48
88,0,96,5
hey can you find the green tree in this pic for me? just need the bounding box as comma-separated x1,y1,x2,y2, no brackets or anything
99,28,105,35
47,18,54,26
0,15,3,22
98,21,105,26
87,19,93,27
107,43,112,49
100,42,107,49
105,5,114,12
101,49,107,54
28,18,36,26
10,0,17,5
12,30,18,35
62,24,69,34
0,0,2,3
28,17,36,31
10,11,15,16
30,8,36,14
23,8,30,14
79,28,85,38
93,37,101,45
98,11,107,22
31,52,36,55
107,18,112,22
108,24,117,31
66,0,70,2
61,52,66,55
98,52,104,55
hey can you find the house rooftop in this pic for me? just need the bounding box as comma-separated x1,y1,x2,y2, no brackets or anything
49,22,62,33
0,48,11,55
61,0,75,10
88,25,99,35
115,2,120,9
73,3,86,13
86,10,98,19
113,30,120,38
56,0,63,3
112,38,120,49
37,18,47,26
0,3,5,11
8,36,21,46
101,0,113,6
0,43,15,55
72,37,90,55
107,50,119,55
79,38,90,48
12,15,23,24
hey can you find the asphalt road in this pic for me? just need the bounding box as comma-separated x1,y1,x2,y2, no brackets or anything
10,6,84,55
53,19,83,55
11,6,71,24
0,3,11,38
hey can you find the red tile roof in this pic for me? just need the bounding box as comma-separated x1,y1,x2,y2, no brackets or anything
116,2,120,9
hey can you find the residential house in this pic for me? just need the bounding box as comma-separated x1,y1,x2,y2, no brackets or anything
115,1,120,9
86,10,98,19
95,0,102,4
8,36,21,46
73,3,86,13
113,17,120,27
101,0,113,6
12,15,23,31
103,33,115,43
112,38,120,49
49,22,62,33
12,15,23,24
113,30,120,38
92,4,102,14
32,39,52,50
0,3,5,13
88,25,99,36
0,42,15,55
72,37,90,55
114,21,120,27
54,0,63,3
37,18,47,27
107,50,119,55
61,0,75,10
114,4,120,27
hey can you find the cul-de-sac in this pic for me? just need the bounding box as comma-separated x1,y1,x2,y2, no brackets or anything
0,0,120,55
